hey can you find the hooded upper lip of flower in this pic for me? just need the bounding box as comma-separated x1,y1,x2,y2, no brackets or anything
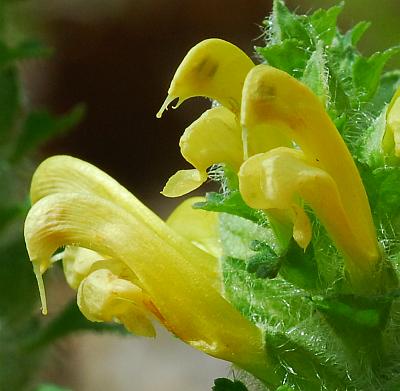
157,38,382,289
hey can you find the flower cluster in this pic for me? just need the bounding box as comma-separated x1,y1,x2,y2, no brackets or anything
24,34,397,388
157,38,381,288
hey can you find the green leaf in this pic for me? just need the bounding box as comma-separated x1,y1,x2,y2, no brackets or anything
302,41,329,107
309,2,343,45
344,21,371,46
194,191,265,225
264,331,346,390
374,167,400,215
279,241,320,291
27,300,128,349
353,47,400,102
0,202,27,232
0,238,38,322
194,164,268,225
270,0,310,44
12,104,85,161
212,378,248,391
256,39,309,78
0,66,19,140
372,70,400,113
311,294,391,331
0,40,53,67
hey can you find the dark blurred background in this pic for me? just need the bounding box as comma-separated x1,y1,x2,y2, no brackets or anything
16,0,400,218
20,0,272,218
9,0,400,389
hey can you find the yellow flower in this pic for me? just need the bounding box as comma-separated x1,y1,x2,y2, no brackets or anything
158,39,381,288
24,155,274,383
158,38,290,197
384,85,400,157
239,65,381,286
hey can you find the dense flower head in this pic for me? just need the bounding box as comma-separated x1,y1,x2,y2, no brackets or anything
158,38,381,289
23,2,400,388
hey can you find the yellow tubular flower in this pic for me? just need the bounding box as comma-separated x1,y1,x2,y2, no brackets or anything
162,106,243,197
158,40,291,197
24,155,275,384
385,86,400,157
239,148,373,280
156,38,254,117
241,65,380,273
30,155,219,287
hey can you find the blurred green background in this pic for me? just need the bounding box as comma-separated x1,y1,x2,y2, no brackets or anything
1,0,399,390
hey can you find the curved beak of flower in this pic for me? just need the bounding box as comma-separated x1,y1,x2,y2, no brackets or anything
24,155,272,382
385,86,400,157
239,65,381,286
156,38,254,118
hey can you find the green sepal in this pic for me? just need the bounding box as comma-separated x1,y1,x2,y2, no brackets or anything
256,39,309,78
353,46,400,103
301,41,329,107
309,2,344,45
344,21,371,46
270,0,309,44
372,70,400,114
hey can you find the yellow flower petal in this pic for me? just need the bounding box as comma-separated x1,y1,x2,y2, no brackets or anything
62,246,140,290
30,155,218,284
167,197,222,258
245,121,292,160
180,106,243,172
232,152,293,251
156,38,254,117
241,65,379,266
78,268,156,337
24,192,271,379
162,106,244,197
62,246,104,290
239,148,377,281
161,169,207,197
386,86,400,157
292,204,312,251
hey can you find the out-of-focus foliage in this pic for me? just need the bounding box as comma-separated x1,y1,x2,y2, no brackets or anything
0,2,125,390
288,0,400,68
